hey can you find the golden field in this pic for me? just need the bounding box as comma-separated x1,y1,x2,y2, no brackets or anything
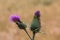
0,0,60,40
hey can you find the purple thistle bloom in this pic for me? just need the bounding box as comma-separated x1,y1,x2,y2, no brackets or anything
9,15,20,22
35,10,40,17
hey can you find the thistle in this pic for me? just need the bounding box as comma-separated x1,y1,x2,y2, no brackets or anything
10,15,26,29
30,10,41,40
9,15,32,40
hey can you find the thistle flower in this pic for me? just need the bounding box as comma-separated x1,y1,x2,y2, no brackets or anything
9,14,27,29
30,10,41,40
35,10,40,17
9,15,20,22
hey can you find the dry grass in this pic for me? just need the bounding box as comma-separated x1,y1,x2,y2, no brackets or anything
0,0,60,40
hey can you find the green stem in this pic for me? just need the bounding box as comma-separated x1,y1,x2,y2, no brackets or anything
24,29,32,40
32,32,36,40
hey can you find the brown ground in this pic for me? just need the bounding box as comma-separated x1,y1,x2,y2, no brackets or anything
0,0,60,40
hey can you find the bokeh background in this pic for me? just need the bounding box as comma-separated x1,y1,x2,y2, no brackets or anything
0,0,60,40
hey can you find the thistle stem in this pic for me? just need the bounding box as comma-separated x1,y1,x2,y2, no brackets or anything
24,29,32,40
32,32,36,40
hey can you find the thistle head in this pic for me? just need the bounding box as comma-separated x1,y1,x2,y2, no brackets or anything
35,10,40,17
9,15,20,22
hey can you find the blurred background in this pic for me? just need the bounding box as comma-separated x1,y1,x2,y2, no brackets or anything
0,0,60,40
